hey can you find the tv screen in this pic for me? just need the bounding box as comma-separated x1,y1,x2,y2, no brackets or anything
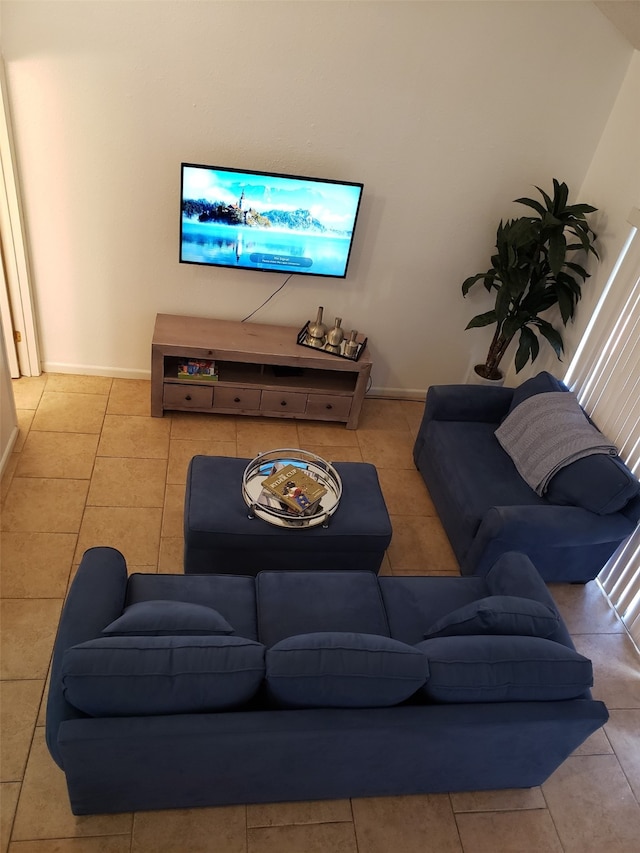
180,163,363,278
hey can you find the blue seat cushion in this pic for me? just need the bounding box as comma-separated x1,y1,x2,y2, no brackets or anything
61,635,265,716
416,635,593,703
102,600,235,636
423,595,559,639
256,570,390,647
425,421,544,542
265,632,428,708
546,454,640,515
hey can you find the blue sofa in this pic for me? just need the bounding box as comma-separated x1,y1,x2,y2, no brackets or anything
46,547,607,815
413,379,640,582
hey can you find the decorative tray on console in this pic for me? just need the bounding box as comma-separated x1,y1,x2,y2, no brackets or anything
296,322,368,362
242,448,342,529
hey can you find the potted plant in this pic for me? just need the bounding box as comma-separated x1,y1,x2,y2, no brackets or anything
462,179,599,381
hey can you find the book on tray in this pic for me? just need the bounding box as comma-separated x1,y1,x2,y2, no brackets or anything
260,461,328,515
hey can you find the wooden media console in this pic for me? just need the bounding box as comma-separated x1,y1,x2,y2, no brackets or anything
151,313,372,429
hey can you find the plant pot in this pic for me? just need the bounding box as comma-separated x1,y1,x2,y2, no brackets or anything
466,363,505,387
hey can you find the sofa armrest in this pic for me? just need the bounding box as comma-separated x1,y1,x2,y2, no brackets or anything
486,552,559,611
46,547,128,768
485,551,578,648
423,385,514,423
464,505,636,582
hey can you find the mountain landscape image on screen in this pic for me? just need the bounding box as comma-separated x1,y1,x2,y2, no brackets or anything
182,194,354,238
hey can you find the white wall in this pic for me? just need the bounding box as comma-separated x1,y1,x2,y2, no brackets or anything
1,1,633,395
562,47,640,373
506,48,640,386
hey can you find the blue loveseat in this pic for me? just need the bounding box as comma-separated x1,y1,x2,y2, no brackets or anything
47,547,607,815
413,375,640,582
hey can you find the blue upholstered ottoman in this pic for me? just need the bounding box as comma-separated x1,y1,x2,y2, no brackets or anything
184,456,392,575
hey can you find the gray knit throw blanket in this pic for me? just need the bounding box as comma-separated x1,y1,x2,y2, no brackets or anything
495,391,617,495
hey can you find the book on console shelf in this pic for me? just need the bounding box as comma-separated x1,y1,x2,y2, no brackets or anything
177,359,218,381
261,462,328,515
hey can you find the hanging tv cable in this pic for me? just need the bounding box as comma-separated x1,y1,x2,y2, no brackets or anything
241,274,294,322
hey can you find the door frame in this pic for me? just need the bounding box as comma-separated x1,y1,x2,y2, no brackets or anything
0,55,41,378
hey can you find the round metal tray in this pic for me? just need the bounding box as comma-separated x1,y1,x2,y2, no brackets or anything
242,448,342,528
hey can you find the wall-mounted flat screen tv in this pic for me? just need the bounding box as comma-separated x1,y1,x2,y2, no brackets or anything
180,163,363,278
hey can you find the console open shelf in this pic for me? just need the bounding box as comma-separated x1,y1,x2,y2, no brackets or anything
151,314,372,428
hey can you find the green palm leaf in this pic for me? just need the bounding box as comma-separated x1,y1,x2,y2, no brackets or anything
535,320,564,358
465,310,497,330
514,327,539,373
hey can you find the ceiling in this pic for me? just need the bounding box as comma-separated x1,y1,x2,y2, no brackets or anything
595,1,640,49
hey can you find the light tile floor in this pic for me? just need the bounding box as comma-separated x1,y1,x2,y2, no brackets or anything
1,374,639,852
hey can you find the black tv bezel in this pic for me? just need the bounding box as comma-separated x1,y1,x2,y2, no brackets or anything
179,162,364,279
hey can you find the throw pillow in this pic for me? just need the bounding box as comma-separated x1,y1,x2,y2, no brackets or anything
545,454,640,515
415,635,593,703
423,595,559,639
62,635,265,716
506,371,568,416
102,600,234,636
265,632,429,709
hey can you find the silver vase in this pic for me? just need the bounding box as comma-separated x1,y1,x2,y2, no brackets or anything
307,306,327,346
344,330,359,358
326,317,344,348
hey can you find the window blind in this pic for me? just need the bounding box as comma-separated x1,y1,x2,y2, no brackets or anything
564,209,640,648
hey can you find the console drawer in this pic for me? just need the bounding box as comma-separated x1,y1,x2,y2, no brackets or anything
260,390,307,414
306,394,352,420
164,384,214,409
214,386,262,411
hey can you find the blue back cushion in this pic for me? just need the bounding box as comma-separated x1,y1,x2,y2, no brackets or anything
416,635,593,703
61,635,265,716
125,573,259,641
257,571,390,647
379,575,489,646
102,600,234,636
506,372,639,514
266,632,429,708
423,596,559,639
507,371,568,415
546,454,640,515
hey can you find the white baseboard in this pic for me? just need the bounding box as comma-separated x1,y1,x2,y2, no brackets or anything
42,363,151,380
0,424,19,478
367,386,426,402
